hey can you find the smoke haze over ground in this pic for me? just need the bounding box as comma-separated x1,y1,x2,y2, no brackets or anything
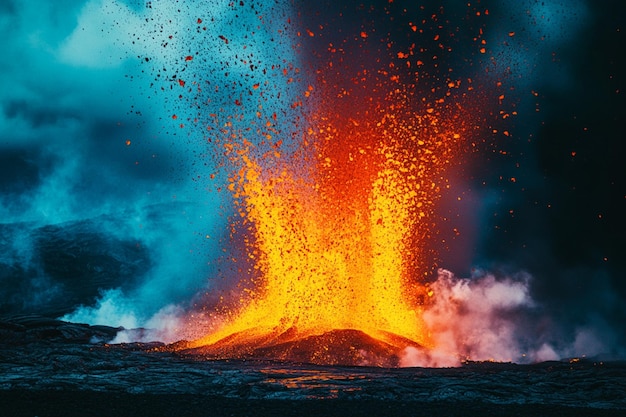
1,0,624,364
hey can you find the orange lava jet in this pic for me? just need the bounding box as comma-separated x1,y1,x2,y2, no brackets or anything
176,4,491,367
179,79,479,366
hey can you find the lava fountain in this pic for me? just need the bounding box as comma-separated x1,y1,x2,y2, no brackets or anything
176,3,491,367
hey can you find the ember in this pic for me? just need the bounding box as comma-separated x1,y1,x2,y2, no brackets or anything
180,4,486,364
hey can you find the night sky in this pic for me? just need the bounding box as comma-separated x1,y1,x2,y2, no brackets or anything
469,0,626,352
1,0,624,360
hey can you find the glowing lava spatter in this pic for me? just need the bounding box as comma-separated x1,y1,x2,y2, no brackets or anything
179,4,490,364
184,82,478,359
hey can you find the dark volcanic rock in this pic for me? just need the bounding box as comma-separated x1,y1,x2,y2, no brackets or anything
250,329,414,367
0,217,151,317
35,220,149,290
1,317,625,416
181,328,424,367
0,314,121,345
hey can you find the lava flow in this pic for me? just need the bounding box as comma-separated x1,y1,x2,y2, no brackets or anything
176,5,489,367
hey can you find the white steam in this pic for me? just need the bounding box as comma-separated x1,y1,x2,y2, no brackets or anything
401,269,534,367
63,289,189,344
400,269,615,367
64,288,140,330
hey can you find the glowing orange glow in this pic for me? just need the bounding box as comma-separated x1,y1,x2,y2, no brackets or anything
182,75,480,361
179,5,493,365
191,147,430,349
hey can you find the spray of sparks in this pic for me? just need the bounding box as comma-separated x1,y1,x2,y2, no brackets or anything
167,2,494,364
183,84,483,359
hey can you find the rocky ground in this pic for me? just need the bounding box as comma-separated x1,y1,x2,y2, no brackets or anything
1,315,625,416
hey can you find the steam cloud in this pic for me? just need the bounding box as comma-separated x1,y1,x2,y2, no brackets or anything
401,269,615,367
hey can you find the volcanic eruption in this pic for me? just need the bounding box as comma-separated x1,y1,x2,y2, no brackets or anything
173,3,490,367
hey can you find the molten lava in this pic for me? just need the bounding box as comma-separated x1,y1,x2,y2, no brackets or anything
193,144,430,347
181,83,477,364
177,4,491,366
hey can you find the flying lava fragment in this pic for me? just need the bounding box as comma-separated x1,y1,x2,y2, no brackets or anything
172,2,494,366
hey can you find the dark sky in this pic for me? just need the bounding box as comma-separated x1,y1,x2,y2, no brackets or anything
469,0,626,336
0,0,624,357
